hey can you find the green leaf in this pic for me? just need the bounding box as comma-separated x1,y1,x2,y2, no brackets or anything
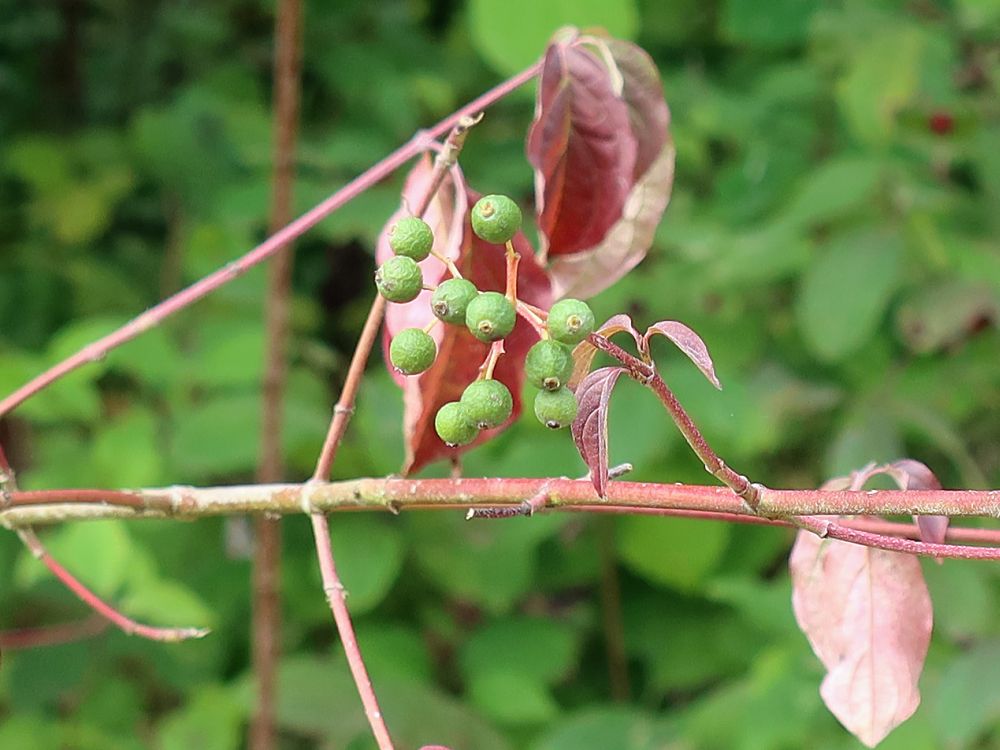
532,707,665,750
460,616,579,685
796,230,903,362
837,27,925,145
721,0,820,47
825,402,903,477
469,670,559,725
0,715,62,750
468,0,638,76
408,512,563,613
354,623,434,685
929,640,1000,747
922,560,999,642
157,685,243,750
782,156,883,228
90,408,163,487
616,516,730,592
17,521,134,598
120,578,215,630
325,516,404,615
189,323,265,389
170,392,261,480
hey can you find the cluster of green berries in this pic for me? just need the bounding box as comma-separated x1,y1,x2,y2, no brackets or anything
376,194,595,445
526,298,595,429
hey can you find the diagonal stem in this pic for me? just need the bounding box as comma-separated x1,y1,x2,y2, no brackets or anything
310,512,394,750
589,333,762,508
0,65,540,421
306,114,490,750
17,528,208,641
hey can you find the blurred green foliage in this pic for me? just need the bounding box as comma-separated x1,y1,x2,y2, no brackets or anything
1,0,999,747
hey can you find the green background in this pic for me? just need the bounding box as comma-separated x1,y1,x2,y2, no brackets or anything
1,0,999,747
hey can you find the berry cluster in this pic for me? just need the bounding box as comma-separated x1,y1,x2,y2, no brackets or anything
375,194,595,447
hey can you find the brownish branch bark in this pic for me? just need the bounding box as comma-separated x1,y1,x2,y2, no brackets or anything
251,1,303,748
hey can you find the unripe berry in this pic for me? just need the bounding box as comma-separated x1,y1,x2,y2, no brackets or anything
471,194,522,244
389,328,436,375
431,278,479,325
389,216,434,260
533,387,578,430
434,401,479,447
460,379,513,429
546,298,595,345
375,256,423,303
465,291,516,342
525,339,575,391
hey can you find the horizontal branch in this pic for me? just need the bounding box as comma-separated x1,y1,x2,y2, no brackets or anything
3,479,1000,527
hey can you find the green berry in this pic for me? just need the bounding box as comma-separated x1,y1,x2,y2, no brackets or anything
389,328,436,375
534,387,578,429
434,401,479,447
525,339,575,391
471,194,522,244
465,291,516,342
388,216,434,260
431,278,479,325
460,379,513,429
546,298,595,345
375,256,423,303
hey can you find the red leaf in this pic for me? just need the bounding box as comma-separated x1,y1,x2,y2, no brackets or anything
571,366,626,498
528,31,673,297
547,140,675,299
378,162,552,474
642,321,722,390
568,314,642,390
790,531,932,747
527,36,637,259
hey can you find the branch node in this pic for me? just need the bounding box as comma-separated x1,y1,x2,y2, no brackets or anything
300,481,321,514
333,404,355,416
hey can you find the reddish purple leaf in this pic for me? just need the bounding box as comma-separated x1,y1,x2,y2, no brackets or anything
378,162,552,474
527,35,637,259
544,37,675,299
568,314,642,389
571,367,626,497
547,140,675,299
642,321,722,390
790,531,932,747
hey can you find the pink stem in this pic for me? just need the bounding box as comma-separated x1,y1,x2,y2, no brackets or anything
310,513,394,749
0,63,541,420
17,528,209,641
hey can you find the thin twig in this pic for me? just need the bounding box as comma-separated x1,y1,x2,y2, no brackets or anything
311,116,484,482
251,0,303,747
0,65,540,421
306,115,488,750
590,334,761,508
310,513,394,750
16,528,209,641
0,615,109,650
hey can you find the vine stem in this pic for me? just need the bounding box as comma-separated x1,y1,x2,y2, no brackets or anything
0,615,108,651
306,114,489,750
16,528,210,641
310,513,394,750
0,63,540,421
589,333,761,507
6,480,1000,560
